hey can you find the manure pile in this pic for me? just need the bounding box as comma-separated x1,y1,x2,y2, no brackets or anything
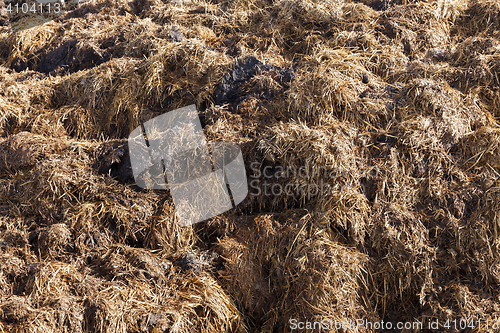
2,0,500,331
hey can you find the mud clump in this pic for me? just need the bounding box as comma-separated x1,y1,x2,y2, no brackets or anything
35,39,111,75
214,56,294,108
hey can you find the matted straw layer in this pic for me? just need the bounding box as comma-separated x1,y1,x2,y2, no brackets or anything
2,0,500,331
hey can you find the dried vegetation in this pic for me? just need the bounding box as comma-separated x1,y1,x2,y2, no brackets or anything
1,0,500,331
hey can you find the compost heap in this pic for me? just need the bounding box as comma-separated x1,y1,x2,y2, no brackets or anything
1,0,500,331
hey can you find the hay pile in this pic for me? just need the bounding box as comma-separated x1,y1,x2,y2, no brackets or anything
2,0,500,331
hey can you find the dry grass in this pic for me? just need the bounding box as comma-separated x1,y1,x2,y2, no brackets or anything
2,0,500,330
